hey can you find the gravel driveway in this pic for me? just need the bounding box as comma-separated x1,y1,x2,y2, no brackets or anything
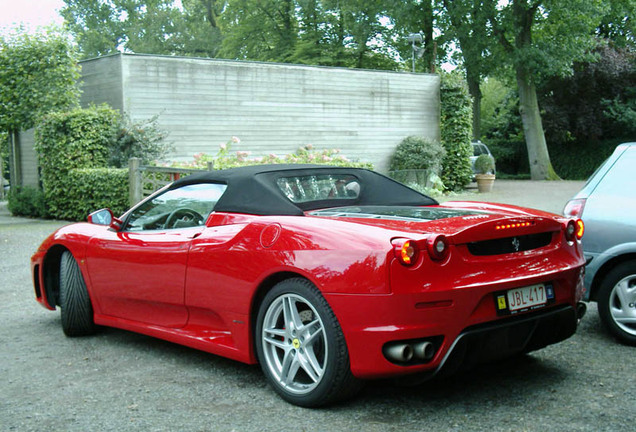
1,181,634,432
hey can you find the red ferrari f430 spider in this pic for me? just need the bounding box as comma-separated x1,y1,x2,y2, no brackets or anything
32,165,587,406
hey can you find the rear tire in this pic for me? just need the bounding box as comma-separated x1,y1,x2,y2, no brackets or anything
597,261,636,346
255,278,361,407
59,251,96,337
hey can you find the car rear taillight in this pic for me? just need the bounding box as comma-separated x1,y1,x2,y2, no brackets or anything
575,219,584,240
426,235,449,262
563,198,586,218
392,239,419,266
565,219,584,242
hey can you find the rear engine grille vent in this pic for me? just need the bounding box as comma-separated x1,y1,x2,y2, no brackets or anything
468,232,553,256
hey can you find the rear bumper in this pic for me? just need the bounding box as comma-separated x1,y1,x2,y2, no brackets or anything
325,265,584,379
438,304,577,375
340,300,580,379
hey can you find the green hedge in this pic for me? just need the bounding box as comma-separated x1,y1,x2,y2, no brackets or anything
389,136,446,172
440,73,473,191
62,168,129,221
35,105,120,219
7,186,47,218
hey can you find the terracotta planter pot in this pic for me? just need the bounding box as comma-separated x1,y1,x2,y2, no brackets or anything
475,173,495,193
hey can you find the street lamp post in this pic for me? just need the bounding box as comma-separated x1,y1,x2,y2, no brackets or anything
406,33,423,73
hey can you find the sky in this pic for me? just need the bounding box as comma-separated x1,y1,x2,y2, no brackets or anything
0,0,65,36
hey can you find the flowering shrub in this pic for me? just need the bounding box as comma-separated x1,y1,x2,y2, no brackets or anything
169,138,374,170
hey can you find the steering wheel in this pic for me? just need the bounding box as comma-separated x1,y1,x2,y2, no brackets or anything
164,208,204,229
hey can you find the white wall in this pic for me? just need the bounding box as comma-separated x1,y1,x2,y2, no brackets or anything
83,53,441,173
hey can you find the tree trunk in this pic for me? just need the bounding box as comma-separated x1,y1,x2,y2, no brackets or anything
516,68,560,180
421,0,435,72
201,0,218,28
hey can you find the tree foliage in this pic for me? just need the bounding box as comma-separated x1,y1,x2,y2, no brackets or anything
541,43,636,146
480,78,527,176
483,0,606,180
109,114,172,168
440,0,496,138
219,0,297,62
596,0,635,48
391,1,439,73
219,0,399,69
62,0,224,59
0,28,80,132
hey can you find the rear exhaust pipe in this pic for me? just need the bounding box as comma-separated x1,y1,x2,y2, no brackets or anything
413,341,435,360
383,343,414,363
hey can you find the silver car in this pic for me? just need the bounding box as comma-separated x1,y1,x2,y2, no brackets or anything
564,143,636,345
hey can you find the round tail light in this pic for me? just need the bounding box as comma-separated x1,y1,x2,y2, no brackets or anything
426,235,449,261
565,219,584,242
392,239,419,266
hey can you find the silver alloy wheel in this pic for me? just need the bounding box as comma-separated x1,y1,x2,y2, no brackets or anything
261,293,327,395
609,274,636,336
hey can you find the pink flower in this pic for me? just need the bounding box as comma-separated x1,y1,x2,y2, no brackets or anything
231,136,241,144
305,144,314,150
219,143,227,150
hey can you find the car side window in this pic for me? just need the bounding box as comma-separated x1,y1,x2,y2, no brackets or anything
124,183,227,231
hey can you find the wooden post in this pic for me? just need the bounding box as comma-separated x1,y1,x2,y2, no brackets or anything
129,157,142,207
207,161,214,171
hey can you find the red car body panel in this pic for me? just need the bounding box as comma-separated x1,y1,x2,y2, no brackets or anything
32,166,585,381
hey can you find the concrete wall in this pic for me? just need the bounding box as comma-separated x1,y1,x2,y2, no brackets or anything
87,53,440,173
79,54,124,111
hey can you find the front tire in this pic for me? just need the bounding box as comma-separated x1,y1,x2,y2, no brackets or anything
59,251,96,337
255,278,361,407
597,261,636,346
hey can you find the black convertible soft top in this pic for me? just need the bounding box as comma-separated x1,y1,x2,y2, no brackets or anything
170,164,438,216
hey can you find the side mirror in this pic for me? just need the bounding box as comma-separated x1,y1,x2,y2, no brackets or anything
88,209,124,231
88,208,113,225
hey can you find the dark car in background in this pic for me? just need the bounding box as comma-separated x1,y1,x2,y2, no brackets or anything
564,143,636,345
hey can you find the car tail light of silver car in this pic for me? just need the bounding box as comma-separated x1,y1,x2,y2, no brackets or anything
563,198,586,218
